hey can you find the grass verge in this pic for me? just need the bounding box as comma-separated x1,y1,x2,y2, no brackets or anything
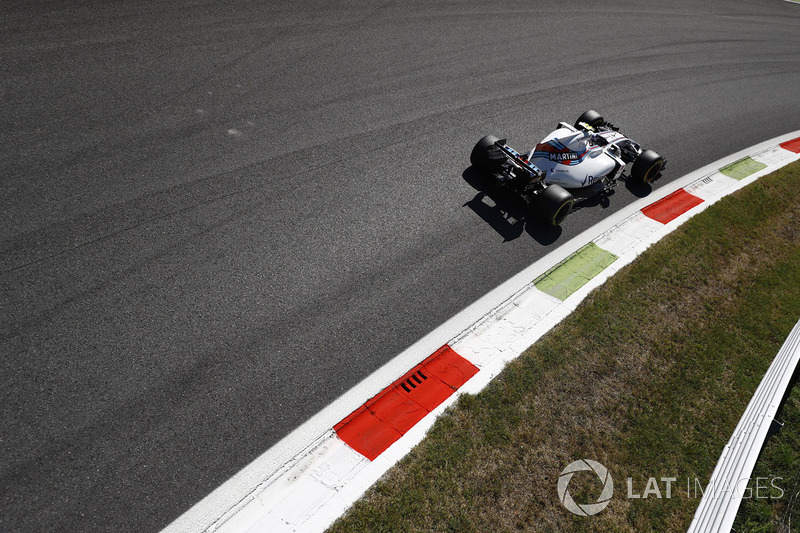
328,160,800,533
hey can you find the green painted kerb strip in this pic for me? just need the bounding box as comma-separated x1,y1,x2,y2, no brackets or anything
720,157,767,180
534,242,618,301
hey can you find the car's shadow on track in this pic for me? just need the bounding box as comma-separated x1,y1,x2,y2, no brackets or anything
462,167,562,245
624,177,653,198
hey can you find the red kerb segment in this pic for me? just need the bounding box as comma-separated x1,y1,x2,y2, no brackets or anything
334,345,479,460
368,387,428,435
422,346,482,389
333,406,401,461
779,137,800,154
641,188,704,224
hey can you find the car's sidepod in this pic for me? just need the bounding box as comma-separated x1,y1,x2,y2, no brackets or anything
530,126,620,189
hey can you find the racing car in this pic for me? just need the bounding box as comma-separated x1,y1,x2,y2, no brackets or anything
470,110,665,226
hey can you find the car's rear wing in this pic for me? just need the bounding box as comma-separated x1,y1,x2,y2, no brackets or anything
493,139,545,181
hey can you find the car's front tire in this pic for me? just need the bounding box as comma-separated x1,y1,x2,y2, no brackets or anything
631,150,664,184
470,135,505,173
575,110,604,129
534,184,574,226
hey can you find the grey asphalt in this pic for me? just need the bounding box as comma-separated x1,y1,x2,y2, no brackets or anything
2,0,799,530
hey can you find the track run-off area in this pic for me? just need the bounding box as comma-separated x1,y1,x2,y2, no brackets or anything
2,0,800,531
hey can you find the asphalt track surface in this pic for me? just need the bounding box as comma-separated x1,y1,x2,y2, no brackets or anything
2,0,800,530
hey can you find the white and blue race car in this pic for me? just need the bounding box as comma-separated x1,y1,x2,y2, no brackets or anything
470,110,665,226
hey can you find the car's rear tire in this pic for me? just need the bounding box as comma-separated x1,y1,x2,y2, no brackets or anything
534,184,574,226
470,135,505,173
631,149,664,184
575,110,604,129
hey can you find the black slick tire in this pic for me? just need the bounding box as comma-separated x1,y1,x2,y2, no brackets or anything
574,110,604,129
631,149,664,184
470,135,505,173
534,184,574,226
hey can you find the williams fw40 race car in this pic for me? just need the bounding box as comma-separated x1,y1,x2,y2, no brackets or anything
470,110,666,226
